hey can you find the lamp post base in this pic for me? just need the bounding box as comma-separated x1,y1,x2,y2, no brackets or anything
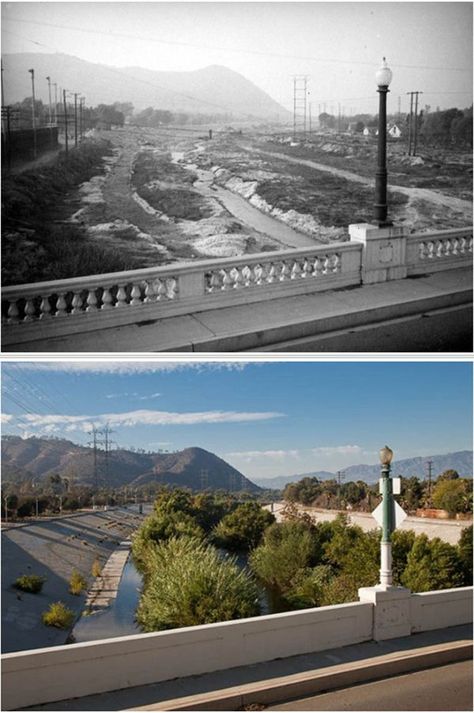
349,223,408,284
359,585,411,640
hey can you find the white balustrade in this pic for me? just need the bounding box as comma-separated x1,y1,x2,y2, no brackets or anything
407,227,473,276
2,226,471,345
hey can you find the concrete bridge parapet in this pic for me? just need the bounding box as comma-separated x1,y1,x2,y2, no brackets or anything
1,586,472,710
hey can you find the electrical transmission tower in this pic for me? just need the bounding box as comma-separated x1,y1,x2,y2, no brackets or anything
406,91,423,156
88,424,116,493
200,469,209,491
292,75,309,139
426,459,433,507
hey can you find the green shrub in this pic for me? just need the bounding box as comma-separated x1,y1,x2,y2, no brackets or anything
212,502,275,552
14,574,46,593
136,536,259,632
249,520,320,592
91,559,102,577
401,534,464,592
42,602,75,629
69,569,87,595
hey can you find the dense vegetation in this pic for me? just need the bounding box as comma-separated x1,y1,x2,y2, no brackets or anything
131,487,472,635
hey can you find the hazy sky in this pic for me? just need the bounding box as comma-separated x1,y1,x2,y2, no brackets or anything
2,2,472,113
2,360,472,479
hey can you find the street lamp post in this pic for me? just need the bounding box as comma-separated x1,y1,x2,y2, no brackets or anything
379,445,394,586
374,58,393,226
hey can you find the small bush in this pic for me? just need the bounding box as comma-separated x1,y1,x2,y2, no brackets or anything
91,559,102,577
14,574,46,594
69,569,87,595
42,602,75,629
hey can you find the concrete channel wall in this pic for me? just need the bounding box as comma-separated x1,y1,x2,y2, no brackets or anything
2,587,472,710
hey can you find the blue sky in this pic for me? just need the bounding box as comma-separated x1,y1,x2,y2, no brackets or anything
1,360,472,480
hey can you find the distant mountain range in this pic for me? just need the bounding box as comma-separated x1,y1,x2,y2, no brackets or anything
1,436,260,493
2,53,288,119
253,451,473,490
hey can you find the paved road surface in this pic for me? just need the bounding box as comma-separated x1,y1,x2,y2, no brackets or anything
270,660,473,711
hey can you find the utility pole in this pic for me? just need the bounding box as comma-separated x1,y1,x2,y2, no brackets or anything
309,102,312,134
406,91,423,156
53,83,58,123
426,459,433,508
338,103,341,133
336,470,345,506
79,96,84,140
28,68,37,159
63,89,69,155
46,76,53,146
74,92,78,147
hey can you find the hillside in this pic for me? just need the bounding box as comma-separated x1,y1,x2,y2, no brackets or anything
1,53,288,119
1,436,260,492
253,450,473,489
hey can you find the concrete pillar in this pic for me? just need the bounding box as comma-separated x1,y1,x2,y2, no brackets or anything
349,223,408,284
358,585,412,641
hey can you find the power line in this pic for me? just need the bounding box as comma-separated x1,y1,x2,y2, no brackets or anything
3,16,470,72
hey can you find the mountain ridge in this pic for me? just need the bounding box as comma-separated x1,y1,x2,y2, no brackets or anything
253,450,473,490
2,53,288,118
1,436,260,492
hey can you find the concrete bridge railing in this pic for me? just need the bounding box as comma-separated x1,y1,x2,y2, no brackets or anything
1,226,472,346
1,586,472,710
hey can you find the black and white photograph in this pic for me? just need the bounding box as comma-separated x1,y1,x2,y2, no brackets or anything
1,2,472,352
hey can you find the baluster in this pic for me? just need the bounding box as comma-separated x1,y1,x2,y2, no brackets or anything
101,287,113,309
444,239,451,257
130,284,142,305
7,300,21,324
207,272,220,293
427,241,435,259
242,265,252,287
231,267,243,289
55,293,68,318
70,292,83,315
451,238,459,256
23,298,36,322
116,285,128,307
157,279,168,301
468,237,473,253
302,258,312,278
332,253,341,273
168,278,178,299
279,262,290,281
419,242,427,260
313,256,324,276
39,295,52,319
322,255,331,274
254,264,264,285
435,240,443,258
266,263,277,283
291,261,302,280
221,270,232,291
86,290,98,312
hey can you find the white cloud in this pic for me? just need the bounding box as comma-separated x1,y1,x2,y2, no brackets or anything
18,409,283,433
4,361,249,375
311,445,362,456
226,449,301,460
1,413,13,423
226,445,363,462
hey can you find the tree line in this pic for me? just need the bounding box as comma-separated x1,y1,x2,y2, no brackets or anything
283,469,472,517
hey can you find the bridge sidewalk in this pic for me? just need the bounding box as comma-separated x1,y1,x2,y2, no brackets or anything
5,267,471,353
24,624,472,711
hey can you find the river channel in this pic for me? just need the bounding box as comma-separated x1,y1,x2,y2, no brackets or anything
73,548,287,643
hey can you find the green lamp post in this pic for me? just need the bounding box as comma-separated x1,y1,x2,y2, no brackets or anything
379,445,394,586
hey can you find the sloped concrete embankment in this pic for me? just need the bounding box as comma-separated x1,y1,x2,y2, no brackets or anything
1,509,144,653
